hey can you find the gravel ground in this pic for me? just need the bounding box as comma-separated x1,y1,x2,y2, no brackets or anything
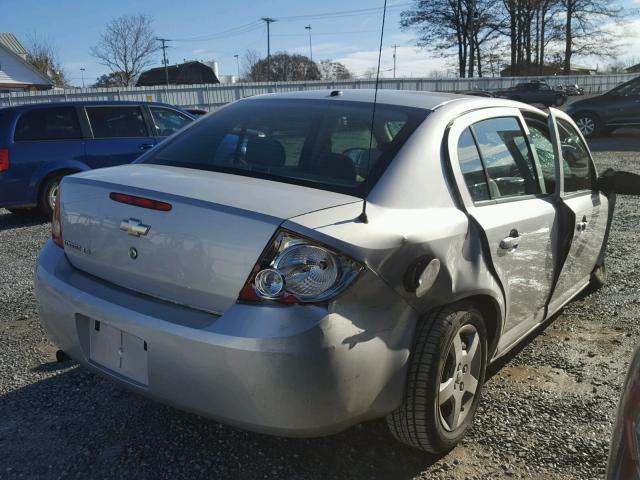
1,131,639,480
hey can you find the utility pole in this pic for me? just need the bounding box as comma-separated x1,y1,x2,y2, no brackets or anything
80,67,85,88
156,38,171,86
392,44,398,79
305,25,313,62
261,17,276,81
234,54,240,80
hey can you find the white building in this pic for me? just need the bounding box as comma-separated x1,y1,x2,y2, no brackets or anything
0,33,53,92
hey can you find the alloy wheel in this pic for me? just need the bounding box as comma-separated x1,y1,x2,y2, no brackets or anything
576,116,596,136
48,182,59,212
438,323,482,432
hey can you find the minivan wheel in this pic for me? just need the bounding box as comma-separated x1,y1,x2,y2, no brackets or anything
575,113,601,138
387,305,487,454
38,175,63,219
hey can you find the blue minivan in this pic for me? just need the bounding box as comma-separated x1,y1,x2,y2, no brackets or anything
0,101,194,217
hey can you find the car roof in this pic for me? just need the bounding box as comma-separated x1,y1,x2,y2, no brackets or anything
242,89,475,111
1,100,183,113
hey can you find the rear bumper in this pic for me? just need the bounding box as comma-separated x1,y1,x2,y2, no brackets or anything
35,241,417,436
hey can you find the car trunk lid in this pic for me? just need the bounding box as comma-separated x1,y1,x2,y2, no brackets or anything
60,164,360,314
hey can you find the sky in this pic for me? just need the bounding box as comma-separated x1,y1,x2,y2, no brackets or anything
3,0,640,86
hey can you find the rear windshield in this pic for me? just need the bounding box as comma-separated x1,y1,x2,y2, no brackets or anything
139,99,428,196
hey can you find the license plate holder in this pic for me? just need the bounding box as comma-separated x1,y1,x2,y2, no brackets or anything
89,319,148,386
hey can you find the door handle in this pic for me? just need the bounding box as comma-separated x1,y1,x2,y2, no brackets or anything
139,143,155,150
500,229,521,250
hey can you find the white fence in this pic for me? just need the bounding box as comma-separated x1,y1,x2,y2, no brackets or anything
1,74,637,110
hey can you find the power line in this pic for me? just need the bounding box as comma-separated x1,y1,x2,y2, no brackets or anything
277,2,408,22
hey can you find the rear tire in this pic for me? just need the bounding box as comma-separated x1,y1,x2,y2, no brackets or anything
38,174,63,219
387,304,488,454
589,264,607,291
554,94,565,107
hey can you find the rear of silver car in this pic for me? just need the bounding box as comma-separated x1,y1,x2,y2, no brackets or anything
35,165,417,435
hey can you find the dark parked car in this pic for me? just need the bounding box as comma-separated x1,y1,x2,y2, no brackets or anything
565,75,640,138
496,81,566,107
0,101,194,217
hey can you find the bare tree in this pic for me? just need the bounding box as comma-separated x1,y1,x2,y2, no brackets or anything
90,14,159,86
560,0,623,75
319,60,353,80
401,0,502,78
250,53,320,82
241,49,260,79
25,34,67,86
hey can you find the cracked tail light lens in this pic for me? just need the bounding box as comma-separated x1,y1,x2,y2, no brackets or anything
238,230,363,304
52,186,63,247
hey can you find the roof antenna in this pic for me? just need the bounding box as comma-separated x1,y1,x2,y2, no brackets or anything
359,0,388,224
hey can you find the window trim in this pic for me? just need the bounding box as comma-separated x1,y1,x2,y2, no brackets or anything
12,106,85,143
84,105,150,140
555,116,597,196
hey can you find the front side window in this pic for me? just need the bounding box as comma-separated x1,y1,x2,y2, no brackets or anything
140,99,428,196
557,118,594,193
612,79,640,97
15,107,82,142
471,117,540,199
150,107,192,137
457,128,490,202
86,106,148,139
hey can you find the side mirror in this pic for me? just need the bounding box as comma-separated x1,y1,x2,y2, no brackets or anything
598,168,640,195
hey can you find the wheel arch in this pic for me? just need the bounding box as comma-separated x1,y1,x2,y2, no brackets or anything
452,294,502,360
37,168,82,197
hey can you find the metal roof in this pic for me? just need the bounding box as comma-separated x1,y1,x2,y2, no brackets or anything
0,33,28,56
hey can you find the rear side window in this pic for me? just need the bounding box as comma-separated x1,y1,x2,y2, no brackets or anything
557,118,594,193
471,117,540,199
87,106,148,139
457,128,490,202
14,107,82,142
149,107,192,137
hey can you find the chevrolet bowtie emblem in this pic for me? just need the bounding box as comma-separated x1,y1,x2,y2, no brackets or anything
119,218,150,237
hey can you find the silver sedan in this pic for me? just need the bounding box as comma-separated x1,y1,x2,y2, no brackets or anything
35,90,639,454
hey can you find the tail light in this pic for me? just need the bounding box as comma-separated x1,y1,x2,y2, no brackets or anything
52,186,63,247
0,149,8,172
109,192,172,211
238,230,363,304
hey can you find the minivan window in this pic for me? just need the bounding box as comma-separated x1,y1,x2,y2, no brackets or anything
457,128,490,202
557,118,594,193
471,117,540,199
149,107,192,137
87,106,148,139
140,99,428,196
14,107,82,142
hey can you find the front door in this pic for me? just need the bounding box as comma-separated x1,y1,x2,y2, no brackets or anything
83,105,157,169
449,109,557,342
546,108,609,313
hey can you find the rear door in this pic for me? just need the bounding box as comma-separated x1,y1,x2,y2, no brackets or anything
448,108,558,343
3,106,85,205
83,105,157,168
546,108,608,313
